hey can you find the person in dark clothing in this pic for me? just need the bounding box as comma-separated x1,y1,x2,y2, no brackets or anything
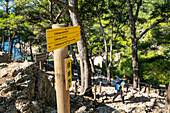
112,74,127,104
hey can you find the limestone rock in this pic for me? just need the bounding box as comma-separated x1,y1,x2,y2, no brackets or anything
15,72,29,83
7,90,18,102
0,62,57,112
77,106,87,113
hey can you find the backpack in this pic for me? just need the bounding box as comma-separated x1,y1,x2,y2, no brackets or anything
114,78,123,91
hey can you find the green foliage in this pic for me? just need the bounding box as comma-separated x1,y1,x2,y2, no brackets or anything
140,56,170,86
110,66,118,79
118,57,133,81
0,0,169,86
150,1,170,19
151,26,170,46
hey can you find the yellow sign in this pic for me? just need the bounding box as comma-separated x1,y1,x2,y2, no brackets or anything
46,26,80,52
65,57,72,90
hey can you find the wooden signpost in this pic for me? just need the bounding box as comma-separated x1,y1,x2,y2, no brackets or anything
35,53,46,62
46,24,80,113
35,53,46,70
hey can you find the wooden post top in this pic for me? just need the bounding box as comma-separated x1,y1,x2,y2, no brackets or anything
52,24,67,28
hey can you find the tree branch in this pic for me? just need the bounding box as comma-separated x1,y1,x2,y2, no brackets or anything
114,25,120,41
108,25,120,67
134,0,142,22
54,8,63,23
38,4,50,14
127,0,136,39
132,0,137,7
98,0,105,16
96,6,108,67
127,0,133,19
138,15,170,40
108,13,119,68
50,0,75,13
40,13,52,24
127,0,134,21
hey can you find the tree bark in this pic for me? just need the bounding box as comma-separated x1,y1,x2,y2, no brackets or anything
132,38,139,88
165,82,170,113
89,57,95,74
2,34,4,52
49,1,53,24
7,30,10,53
68,0,92,95
70,44,80,80
10,29,17,59
127,0,140,88
20,42,24,61
6,0,10,53
29,40,33,62
10,37,14,59
106,67,111,84
89,46,96,74
6,0,9,16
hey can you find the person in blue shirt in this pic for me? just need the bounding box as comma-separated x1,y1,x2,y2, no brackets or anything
112,74,127,104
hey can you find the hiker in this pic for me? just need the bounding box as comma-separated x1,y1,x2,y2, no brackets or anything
112,74,127,104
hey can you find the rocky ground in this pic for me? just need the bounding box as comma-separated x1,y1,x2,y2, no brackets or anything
0,62,166,113
70,74,166,113
0,62,56,113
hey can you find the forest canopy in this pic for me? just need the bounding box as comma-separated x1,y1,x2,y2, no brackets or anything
0,0,169,88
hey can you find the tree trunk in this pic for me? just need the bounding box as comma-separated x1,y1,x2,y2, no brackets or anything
49,1,53,24
24,43,27,61
132,38,139,88
10,38,14,59
127,0,140,89
89,47,96,74
29,40,33,62
165,82,170,113
18,38,21,53
70,44,80,80
68,0,92,96
19,42,22,61
7,30,10,53
6,0,10,53
2,34,4,52
6,0,9,16
97,13,110,84
23,43,25,61
89,58,95,74
10,29,17,59
107,67,111,85
20,42,23,61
